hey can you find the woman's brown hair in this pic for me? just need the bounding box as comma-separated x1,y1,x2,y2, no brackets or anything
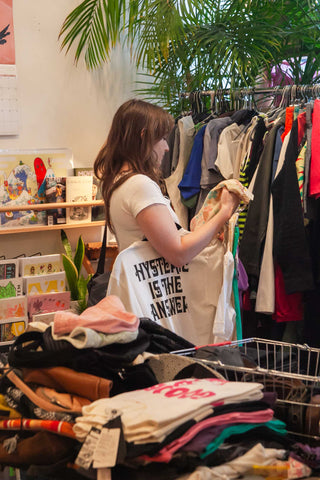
94,98,174,231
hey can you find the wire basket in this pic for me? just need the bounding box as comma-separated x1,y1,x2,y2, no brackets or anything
173,337,320,444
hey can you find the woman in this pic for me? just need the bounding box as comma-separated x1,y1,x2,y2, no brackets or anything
94,98,240,267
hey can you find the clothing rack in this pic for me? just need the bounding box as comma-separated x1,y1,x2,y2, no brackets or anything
181,84,320,99
180,84,320,113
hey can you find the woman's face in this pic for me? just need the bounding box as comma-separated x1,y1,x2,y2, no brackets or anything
153,138,169,166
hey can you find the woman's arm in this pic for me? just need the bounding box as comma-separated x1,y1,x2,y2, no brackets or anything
136,187,239,267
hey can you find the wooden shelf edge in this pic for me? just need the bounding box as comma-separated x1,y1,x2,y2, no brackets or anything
0,221,105,235
0,200,104,213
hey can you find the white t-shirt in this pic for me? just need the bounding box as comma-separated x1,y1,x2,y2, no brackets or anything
110,174,180,251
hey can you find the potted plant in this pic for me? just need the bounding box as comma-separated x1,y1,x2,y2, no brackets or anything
61,229,92,313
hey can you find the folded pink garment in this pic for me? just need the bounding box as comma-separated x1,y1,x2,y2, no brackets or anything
53,295,139,336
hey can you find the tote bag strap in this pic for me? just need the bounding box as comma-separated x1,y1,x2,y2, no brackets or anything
96,224,107,275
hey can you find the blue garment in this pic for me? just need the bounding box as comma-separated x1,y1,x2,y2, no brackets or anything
179,125,206,200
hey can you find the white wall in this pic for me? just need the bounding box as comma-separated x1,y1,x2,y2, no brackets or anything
0,0,139,258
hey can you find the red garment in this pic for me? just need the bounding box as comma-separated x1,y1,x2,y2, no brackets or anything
272,264,303,323
281,106,294,142
297,111,306,146
309,99,320,198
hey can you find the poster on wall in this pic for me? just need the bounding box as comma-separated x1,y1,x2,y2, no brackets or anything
0,149,74,228
0,0,15,65
0,0,18,135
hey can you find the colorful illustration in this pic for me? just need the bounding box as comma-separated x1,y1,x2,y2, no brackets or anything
0,278,23,297
0,149,73,228
45,177,66,225
27,291,71,318
0,259,19,279
0,296,27,321
0,0,15,65
0,318,26,343
23,272,66,296
20,254,62,276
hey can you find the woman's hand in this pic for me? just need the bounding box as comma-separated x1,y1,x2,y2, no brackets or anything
220,187,240,218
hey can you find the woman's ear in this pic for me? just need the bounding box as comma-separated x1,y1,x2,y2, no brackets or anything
140,128,146,138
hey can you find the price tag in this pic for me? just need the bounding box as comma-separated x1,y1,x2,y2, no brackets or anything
75,427,101,470
93,428,120,468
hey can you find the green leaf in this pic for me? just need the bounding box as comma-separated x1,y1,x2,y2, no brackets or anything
62,254,79,301
60,229,73,260
78,274,91,299
74,235,85,276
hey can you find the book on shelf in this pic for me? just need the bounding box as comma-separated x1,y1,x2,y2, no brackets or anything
66,176,93,224
74,167,105,221
45,177,66,225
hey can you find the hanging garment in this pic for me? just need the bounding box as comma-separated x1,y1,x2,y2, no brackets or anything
212,217,238,342
214,123,245,179
239,116,285,287
296,141,307,205
281,106,295,141
255,131,290,314
272,118,314,294
178,125,206,203
200,117,232,188
107,230,225,346
161,124,178,179
165,116,195,229
190,179,253,231
237,118,260,239
309,98,320,198
303,102,313,217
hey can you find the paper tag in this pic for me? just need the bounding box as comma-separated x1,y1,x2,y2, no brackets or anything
97,468,112,480
75,427,101,470
93,428,120,468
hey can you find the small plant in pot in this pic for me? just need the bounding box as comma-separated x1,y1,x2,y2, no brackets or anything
61,229,92,313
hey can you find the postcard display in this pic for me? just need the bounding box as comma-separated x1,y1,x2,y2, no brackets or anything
0,254,70,347
0,149,73,228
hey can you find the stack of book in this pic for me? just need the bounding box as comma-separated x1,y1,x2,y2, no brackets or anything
20,254,70,322
0,258,27,347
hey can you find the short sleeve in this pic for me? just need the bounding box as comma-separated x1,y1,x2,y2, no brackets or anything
124,175,167,217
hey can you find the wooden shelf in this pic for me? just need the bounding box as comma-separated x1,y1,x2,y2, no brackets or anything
0,200,105,235
0,200,104,213
0,220,105,235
